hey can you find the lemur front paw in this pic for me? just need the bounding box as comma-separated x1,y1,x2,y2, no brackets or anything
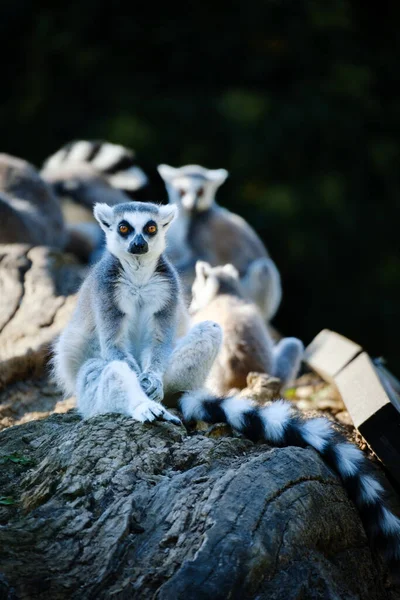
131,399,181,425
139,372,164,402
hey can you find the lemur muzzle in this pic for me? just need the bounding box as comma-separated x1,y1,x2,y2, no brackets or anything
129,235,148,254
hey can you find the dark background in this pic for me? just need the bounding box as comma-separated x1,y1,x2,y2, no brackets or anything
1,0,400,372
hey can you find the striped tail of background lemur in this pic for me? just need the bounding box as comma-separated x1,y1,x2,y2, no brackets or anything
157,163,282,321
42,139,150,212
189,261,303,395
53,200,222,424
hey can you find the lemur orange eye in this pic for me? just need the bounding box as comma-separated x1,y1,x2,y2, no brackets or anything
144,221,158,235
118,221,131,236
197,187,204,197
178,189,185,197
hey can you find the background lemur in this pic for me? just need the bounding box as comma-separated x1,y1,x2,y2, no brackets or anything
190,261,303,395
180,392,400,570
53,201,222,423
0,153,66,248
157,163,282,321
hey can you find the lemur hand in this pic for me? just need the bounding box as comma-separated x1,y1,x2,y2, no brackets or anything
139,372,164,402
131,399,181,426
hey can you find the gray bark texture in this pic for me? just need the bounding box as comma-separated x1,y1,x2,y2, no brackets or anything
0,244,399,600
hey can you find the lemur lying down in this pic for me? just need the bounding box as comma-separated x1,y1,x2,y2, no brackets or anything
190,261,303,395
53,201,222,423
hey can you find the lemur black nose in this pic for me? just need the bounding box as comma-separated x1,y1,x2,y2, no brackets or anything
129,235,148,255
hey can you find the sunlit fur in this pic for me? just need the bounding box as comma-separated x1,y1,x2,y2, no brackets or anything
157,163,282,320
52,201,222,423
190,261,303,394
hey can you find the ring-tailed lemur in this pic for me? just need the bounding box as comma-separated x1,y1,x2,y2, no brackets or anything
42,140,149,212
0,153,66,248
190,261,303,395
180,392,400,569
53,201,222,423
157,164,282,321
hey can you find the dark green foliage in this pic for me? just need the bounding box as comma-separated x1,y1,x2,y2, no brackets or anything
0,497,15,505
0,454,33,466
1,1,400,370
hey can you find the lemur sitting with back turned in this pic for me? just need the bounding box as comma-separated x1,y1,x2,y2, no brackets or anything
42,140,149,211
157,164,282,321
53,201,222,423
190,261,303,396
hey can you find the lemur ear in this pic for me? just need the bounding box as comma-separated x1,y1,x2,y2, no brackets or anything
158,204,177,228
93,203,114,231
206,168,229,186
157,164,179,182
195,261,212,279
222,263,239,279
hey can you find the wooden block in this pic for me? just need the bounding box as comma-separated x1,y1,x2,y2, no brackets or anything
304,329,362,382
335,352,400,486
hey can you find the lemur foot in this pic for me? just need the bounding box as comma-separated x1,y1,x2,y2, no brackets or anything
131,399,181,425
139,372,164,402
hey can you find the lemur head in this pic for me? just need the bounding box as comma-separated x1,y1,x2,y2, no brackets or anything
157,164,228,213
93,201,177,261
190,261,244,313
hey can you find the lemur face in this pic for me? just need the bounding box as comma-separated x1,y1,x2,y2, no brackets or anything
190,261,241,313
94,201,177,261
157,164,228,213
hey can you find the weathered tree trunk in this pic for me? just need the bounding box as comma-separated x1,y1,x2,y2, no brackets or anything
0,244,84,389
0,245,398,600
0,411,397,600
0,244,84,429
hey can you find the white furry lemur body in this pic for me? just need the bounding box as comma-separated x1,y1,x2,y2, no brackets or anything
53,201,222,423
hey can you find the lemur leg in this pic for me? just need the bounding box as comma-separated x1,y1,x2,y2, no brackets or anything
273,338,304,386
52,329,91,398
241,257,282,321
76,359,180,424
163,321,222,397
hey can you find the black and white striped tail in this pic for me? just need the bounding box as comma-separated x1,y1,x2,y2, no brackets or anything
42,140,148,192
180,391,400,568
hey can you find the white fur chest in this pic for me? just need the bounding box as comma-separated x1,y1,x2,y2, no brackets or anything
115,271,171,354
116,274,171,320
